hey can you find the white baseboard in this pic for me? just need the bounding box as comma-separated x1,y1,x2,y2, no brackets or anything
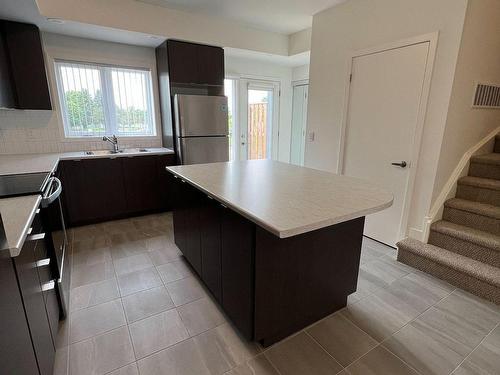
420,126,500,241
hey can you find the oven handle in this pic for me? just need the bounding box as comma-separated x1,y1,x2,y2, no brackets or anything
41,177,62,208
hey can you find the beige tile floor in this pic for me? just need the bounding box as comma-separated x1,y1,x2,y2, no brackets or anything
53,213,500,375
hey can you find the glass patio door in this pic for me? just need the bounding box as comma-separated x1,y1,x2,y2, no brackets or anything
240,81,279,160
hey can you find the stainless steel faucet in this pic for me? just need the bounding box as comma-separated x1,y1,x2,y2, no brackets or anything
102,135,119,153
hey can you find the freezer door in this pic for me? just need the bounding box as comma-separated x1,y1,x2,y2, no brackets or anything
177,136,229,165
174,95,228,137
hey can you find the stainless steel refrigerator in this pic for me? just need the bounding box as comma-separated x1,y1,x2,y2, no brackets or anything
174,94,229,165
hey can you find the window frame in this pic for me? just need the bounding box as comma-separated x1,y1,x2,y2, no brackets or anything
54,59,157,139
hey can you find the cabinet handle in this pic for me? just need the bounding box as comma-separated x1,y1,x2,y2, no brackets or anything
35,209,40,214
207,195,213,200
26,233,45,242
36,258,51,267
41,280,55,292
220,203,227,209
27,227,33,235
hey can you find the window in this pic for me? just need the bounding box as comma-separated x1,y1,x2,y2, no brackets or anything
55,61,156,138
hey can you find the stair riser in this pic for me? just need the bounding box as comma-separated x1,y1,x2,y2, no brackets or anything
428,230,500,268
443,207,499,235
397,249,500,305
495,138,500,153
456,184,500,206
469,162,500,180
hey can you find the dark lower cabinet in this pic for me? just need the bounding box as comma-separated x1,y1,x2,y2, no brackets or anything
13,238,56,375
199,198,223,303
220,209,255,339
0,250,39,375
172,177,365,346
60,154,176,226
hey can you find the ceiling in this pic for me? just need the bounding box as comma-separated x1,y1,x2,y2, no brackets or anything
0,0,168,47
137,0,345,34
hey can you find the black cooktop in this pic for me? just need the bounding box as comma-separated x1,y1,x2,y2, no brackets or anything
0,172,50,198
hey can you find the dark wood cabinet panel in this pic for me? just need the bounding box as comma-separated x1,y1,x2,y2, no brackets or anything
167,40,200,85
84,158,127,220
199,198,222,302
0,33,15,108
156,154,177,210
61,155,176,226
59,160,94,224
123,156,159,213
165,40,224,86
197,45,224,85
221,208,255,340
0,20,51,110
0,251,39,375
14,239,55,375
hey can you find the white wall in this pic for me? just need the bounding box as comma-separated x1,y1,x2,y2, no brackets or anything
0,33,162,154
432,0,500,203
225,55,294,162
36,0,289,56
306,0,468,238
292,65,309,82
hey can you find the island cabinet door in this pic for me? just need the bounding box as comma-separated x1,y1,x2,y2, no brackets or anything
199,197,223,302
172,180,202,275
220,208,255,340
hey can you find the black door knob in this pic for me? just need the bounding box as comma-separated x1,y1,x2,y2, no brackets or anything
391,161,408,168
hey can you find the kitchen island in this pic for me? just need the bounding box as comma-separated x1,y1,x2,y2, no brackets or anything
167,160,393,346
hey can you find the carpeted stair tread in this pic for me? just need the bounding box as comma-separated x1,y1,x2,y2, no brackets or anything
397,238,500,287
458,176,500,191
430,220,500,252
445,198,500,219
471,153,500,166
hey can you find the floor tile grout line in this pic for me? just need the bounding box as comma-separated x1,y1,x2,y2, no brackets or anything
303,330,345,370
339,273,456,375
448,321,499,375
109,245,140,364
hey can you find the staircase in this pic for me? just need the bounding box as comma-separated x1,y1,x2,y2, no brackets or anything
397,134,500,304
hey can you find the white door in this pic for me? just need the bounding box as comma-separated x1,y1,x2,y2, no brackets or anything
290,84,308,166
343,42,430,246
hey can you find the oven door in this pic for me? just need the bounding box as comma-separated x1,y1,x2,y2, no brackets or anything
40,176,70,318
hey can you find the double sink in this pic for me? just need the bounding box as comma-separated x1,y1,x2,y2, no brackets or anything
83,148,150,156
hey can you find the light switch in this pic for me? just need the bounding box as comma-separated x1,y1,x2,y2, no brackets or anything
308,131,315,142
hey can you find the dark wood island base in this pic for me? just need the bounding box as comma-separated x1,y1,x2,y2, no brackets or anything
172,178,365,347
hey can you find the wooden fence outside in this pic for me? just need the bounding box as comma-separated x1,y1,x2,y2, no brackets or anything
248,102,268,159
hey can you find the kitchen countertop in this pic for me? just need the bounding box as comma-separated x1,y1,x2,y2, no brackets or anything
0,147,175,176
167,160,393,238
0,147,175,256
0,195,41,257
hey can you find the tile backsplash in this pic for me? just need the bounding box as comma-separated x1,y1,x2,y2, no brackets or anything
0,109,162,155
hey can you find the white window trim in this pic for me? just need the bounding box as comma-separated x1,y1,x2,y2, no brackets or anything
54,59,157,139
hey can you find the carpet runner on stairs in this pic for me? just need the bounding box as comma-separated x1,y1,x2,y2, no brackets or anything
397,134,500,305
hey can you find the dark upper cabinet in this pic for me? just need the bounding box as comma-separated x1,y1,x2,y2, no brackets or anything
0,20,52,110
197,45,225,86
166,40,224,86
0,32,15,108
167,41,200,85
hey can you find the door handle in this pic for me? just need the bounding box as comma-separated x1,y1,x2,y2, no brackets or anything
391,161,408,168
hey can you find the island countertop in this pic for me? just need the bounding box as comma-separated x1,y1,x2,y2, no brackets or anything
167,160,393,238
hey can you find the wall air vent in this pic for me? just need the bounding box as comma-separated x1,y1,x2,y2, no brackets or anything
473,83,500,108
